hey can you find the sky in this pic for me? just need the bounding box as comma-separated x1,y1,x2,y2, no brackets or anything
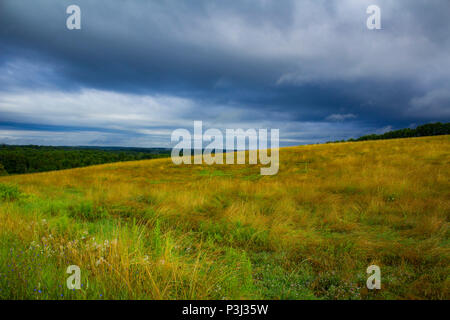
0,0,449,147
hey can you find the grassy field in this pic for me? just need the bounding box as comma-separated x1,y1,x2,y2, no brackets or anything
0,136,449,300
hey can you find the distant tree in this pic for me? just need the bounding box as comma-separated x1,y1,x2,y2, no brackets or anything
0,163,7,176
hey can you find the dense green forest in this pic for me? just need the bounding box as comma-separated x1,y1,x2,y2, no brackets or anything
0,145,170,175
329,122,449,143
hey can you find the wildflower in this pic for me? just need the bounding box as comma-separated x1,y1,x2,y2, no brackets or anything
95,257,105,266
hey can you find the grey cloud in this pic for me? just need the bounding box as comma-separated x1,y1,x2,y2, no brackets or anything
0,0,449,146
326,113,357,122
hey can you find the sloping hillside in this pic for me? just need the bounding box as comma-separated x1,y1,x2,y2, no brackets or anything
0,136,449,299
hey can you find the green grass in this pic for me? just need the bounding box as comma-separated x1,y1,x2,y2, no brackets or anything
0,184,21,201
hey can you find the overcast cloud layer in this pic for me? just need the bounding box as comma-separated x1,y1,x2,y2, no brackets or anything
0,0,449,147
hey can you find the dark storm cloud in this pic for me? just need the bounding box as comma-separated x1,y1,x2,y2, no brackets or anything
0,0,449,146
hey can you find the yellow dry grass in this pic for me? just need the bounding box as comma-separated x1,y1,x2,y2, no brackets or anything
0,135,449,299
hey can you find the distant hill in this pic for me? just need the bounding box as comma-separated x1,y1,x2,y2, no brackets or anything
0,145,170,175
2,122,449,175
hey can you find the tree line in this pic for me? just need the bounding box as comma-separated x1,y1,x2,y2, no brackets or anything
329,122,449,143
0,145,170,175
